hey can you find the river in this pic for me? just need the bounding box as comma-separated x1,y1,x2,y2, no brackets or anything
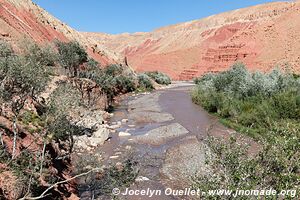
80,82,257,199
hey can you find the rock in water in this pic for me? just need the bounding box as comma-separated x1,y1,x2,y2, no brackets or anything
119,132,131,137
134,123,189,145
135,176,150,182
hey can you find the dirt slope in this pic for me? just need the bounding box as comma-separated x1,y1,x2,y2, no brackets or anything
83,1,300,80
0,0,120,65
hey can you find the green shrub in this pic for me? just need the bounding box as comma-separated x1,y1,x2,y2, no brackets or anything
55,40,88,77
23,42,57,67
0,40,51,115
78,159,138,198
192,133,300,199
138,73,154,90
192,63,300,138
104,64,123,76
145,71,171,85
114,75,136,93
78,58,102,80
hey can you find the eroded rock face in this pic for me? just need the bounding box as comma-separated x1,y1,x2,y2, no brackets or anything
84,1,300,80
0,0,119,65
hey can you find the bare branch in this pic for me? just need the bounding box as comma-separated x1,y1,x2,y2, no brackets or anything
19,167,102,200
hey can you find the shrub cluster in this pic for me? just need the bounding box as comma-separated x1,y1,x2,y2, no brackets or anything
137,73,155,91
192,63,300,198
193,131,300,199
145,71,171,85
79,63,136,109
192,63,300,138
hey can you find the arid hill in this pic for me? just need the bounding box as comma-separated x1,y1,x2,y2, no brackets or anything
0,0,120,65
84,1,300,80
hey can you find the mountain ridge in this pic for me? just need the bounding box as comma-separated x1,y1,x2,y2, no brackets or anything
0,0,121,65
83,0,300,80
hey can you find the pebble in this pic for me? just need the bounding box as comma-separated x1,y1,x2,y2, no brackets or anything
135,176,150,182
109,155,119,159
119,132,131,137
125,145,132,150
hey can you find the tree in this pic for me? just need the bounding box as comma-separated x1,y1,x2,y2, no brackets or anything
55,41,88,77
0,41,51,159
23,42,57,67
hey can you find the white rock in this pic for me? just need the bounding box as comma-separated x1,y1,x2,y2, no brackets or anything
119,132,131,137
125,145,132,150
90,138,106,147
128,124,135,128
117,121,122,126
110,129,116,133
135,176,150,182
93,128,109,139
121,119,129,123
109,155,119,159
109,124,121,130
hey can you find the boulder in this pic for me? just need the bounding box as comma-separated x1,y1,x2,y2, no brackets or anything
134,123,189,145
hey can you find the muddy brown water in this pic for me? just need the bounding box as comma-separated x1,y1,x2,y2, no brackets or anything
80,84,258,199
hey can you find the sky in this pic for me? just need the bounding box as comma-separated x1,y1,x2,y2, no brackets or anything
32,0,284,34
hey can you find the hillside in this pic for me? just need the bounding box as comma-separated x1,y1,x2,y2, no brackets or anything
83,1,300,80
0,0,120,65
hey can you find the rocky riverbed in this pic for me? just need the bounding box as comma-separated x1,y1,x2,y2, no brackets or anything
78,82,257,199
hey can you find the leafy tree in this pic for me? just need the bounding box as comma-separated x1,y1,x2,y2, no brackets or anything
79,58,102,80
0,41,51,158
55,40,88,77
23,42,57,67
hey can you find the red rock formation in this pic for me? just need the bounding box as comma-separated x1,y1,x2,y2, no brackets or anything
0,0,119,66
84,1,300,80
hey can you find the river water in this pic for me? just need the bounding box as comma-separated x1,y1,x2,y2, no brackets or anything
81,83,257,199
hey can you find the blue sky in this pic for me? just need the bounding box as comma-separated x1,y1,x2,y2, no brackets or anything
33,0,284,34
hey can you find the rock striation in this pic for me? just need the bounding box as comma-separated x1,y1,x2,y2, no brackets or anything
84,1,300,80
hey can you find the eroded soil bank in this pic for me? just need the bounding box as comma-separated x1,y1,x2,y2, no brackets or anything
81,82,257,199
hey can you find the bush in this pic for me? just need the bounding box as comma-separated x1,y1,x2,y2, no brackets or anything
78,58,102,80
77,159,138,198
104,64,123,76
23,42,57,67
192,132,300,199
138,73,154,90
145,71,171,85
55,40,88,77
0,40,51,115
114,75,136,93
192,63,300,138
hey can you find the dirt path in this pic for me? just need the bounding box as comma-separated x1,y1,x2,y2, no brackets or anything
86,82,257,199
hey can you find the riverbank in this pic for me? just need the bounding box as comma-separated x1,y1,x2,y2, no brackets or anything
77,82,258,199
